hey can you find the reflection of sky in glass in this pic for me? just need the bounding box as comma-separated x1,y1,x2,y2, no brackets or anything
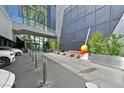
4,5,56,30
5,5,23,24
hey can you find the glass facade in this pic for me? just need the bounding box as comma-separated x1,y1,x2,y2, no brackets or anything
23,34,44,52
60,5,124,51
4,5,56,31
0,36,15,47
4,5,56,52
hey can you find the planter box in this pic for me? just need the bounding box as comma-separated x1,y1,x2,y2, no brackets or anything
70,54,75,57
90,54,124,70
62,52,67,55
56,52,60,54
73,54,82,59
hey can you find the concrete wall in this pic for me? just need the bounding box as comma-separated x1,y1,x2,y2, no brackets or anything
0,6,13,41
56,5,68,49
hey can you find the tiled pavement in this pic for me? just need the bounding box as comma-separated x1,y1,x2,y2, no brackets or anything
3,53,124,88
3,54,87,88
42,53,124,88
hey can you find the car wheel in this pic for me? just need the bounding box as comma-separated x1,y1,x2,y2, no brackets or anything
16,52,21,56
0,59,6,68
1,57,10,66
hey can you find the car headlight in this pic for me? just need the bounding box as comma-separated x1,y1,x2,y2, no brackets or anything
10,53,15,56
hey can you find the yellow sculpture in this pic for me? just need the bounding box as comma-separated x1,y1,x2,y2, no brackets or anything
80,44,88,54
80,28,90,54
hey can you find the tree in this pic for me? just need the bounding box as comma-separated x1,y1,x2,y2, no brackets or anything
49,39,57,52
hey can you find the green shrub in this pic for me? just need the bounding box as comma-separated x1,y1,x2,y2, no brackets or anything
88,31,124,56
76,55,81,59
107,34,124,56
49,39,57,52
88,31,107,54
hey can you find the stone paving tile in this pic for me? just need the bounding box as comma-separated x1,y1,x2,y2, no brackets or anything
43,53,124,88
3,54,87,88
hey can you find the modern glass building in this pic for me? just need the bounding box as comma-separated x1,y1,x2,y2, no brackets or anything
4,5,56,30
1,5,56,52
60,5,124,51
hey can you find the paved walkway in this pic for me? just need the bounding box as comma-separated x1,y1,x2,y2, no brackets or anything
42,53,124,88
3,54,87,88
3,54,41,88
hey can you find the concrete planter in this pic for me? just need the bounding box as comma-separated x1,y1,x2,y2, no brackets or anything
62,52,67,55
56,52,60,54
70,54,75,57
90,54,124,70
76,55,81,59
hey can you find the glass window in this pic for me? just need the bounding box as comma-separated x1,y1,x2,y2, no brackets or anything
69,23,73,32
63,16,68,27
74,30,84,41
89,27,96,38
65,11,72,25
72,7,78,21
96,6,110,25
77,5,85,18
86,12,95,28
111,19,119,32
111,5,124,20
96,22,110,37
77,17,85,29
86,5,95,15
71,5,77,9
96,5,105,10
64,6,72,15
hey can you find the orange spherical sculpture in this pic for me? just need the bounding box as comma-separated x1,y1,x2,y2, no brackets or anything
80,44,88,54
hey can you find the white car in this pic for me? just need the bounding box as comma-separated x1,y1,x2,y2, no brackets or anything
0,47,15,67
0,69,15,88
11,48,23,56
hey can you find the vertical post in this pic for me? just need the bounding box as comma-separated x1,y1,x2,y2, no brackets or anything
85,28,91,45
28,49,31,58
32,53,34,62
35,53,38,68
43,57,47,84
43,37,45,52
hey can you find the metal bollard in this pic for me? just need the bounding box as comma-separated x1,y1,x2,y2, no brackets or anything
29,49,31,57
35,53,38,68
31,53,33,62
43,58,47,84
40,57,49,87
